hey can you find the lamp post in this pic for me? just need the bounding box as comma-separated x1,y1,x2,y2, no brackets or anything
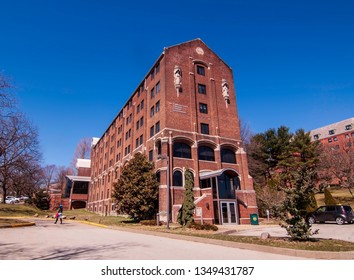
158,154,170,229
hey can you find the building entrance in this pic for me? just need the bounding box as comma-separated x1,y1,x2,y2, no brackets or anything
220,201,238,224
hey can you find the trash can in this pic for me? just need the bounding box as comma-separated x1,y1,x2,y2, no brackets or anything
250,214,259,225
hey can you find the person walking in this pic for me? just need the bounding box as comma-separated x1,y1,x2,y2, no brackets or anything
54,204,63,224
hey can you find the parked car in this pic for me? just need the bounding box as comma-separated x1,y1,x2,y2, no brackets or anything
5,197,15,204
307,205,354,225
5,196,20,204
19,196,30,202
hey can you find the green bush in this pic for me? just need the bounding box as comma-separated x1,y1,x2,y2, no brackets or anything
32,189,51,210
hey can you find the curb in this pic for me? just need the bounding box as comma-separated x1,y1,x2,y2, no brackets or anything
0,221,35,228
77,220,108,228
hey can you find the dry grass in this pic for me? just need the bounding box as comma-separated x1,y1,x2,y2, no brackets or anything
315,187,354,208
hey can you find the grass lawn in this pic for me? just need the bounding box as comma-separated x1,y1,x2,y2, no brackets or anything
0,204,129,225
1,203,354,252
315,186,354,208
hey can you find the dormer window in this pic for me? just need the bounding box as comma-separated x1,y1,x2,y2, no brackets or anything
329,129,335,135
313,134,319,140
345,124,352,130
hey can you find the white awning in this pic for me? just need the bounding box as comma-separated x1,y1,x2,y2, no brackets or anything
66,175,91,182
199,169,225,180
199,168,240,180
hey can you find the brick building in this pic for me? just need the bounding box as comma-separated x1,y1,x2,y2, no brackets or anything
50,159,91,211
310,117,354,187
310,117,354,148
88,39,258,224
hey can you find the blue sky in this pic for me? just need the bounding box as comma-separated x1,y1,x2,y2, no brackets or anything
1,0,353,167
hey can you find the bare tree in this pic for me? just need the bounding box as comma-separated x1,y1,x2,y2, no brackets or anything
70,138,91,174
0,74,13,111
0,74,42,202
54,165,72,193
0,114,42,202
11,161,42,197
239,118,253,147
317,140,354,197
41,164,57,190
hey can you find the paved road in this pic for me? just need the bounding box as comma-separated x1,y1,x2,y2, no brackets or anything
231,223,354,242
0,219,308,260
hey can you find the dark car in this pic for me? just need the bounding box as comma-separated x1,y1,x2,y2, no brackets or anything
307,205,354,225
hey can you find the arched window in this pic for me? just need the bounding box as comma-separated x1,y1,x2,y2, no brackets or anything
173,142,192,159
198,146,215,161
218,172,238,199
172,170,183,186
221,148,236,164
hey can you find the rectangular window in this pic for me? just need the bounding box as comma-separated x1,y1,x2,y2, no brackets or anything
198,84,207,94
156,63,160,74
139,135,143,145
155,100,160,113
197,65,205,76
199,103,208,114
136,138,139,148
155,121,160,133
345,124,352,130
140,117,144,127
151,70,155,80
151,87,155,99
156,81,160,94
150,126,154,137
136,120,140,130
329,129,335,135
137,104,140,114
141,99,144,109
149,150,153,161
150,106,155,117
201,123,209,135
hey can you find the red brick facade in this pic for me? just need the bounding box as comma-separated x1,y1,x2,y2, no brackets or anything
310,117,354,186
88,39,258,224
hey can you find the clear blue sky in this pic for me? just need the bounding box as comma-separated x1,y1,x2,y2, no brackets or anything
1,0,353,167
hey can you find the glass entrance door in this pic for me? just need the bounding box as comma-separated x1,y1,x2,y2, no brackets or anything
220,201,238,224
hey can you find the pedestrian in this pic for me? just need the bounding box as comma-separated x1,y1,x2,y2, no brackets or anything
54,204,63,224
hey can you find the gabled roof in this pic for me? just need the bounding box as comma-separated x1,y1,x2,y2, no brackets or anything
164,38,232,70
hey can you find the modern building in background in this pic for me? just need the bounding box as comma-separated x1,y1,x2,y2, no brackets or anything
88,39,258,225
